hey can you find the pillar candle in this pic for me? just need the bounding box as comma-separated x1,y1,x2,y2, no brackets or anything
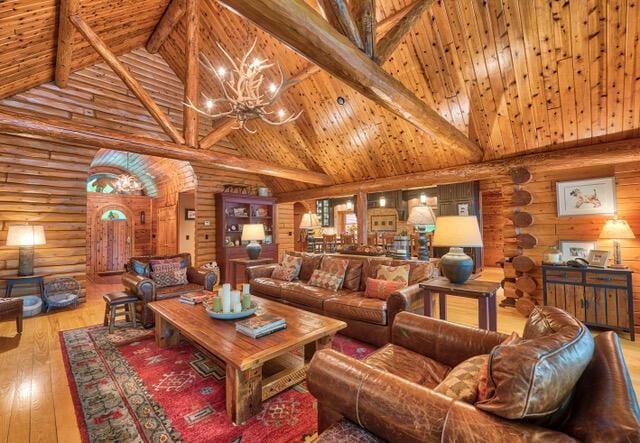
222,291,231,313
242,283,250,295
212,297,222,312
231,290,241,306
222,283,231,298
242,293,251,310
233,302,243,313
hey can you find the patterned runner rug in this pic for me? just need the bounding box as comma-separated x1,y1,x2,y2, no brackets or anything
60,325,375,442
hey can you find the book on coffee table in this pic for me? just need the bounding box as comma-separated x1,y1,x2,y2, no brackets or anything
179,291,211,305
236,314,286,338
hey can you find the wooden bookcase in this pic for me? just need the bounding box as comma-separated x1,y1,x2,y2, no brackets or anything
215,192,278,283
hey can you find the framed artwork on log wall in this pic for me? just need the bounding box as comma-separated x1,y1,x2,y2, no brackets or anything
559,240,598,261
556,177,616,216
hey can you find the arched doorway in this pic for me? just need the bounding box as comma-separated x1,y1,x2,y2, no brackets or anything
92,205,134,275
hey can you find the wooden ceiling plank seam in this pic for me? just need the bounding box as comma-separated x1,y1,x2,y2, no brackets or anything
606,0,627,137
146,0,186,54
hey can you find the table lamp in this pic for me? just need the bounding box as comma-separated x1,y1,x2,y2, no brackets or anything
407,205,436,260
432,216,483,284
299,212,321,253
241,224,265,259
6,224,46,276
599,218,635,268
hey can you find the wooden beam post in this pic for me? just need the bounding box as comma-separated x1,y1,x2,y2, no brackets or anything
0,109,333,185
351,0,376,58
275,135,640,202
356,192,368,245
184,0,199,147
215,0,482,162
71,15,186,145
55,0,80,87
317,0,363,50
146,0,186,54
375,0,432,63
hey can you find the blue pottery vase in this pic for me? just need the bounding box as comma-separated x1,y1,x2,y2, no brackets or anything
246,241,262,260
440,247,474,284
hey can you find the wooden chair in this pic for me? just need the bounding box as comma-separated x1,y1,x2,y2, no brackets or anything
342,233,355,245
44,277,80,312
323,234,337,253
0,298,23,333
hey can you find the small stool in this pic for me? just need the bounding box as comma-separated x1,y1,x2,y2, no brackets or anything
103,292,138,333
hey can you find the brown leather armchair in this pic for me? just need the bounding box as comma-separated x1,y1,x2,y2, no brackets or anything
122,253,217,327
309,308,640,442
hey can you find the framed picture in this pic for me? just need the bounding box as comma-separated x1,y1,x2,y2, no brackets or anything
371,214,397,232
556,177,616,216
559,240,598,261
185,208,196,220
587,250,610,268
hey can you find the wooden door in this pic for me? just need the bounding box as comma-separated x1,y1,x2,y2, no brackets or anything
157,206,177,255
95,219,130,273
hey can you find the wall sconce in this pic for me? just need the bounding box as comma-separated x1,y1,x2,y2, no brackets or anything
379,195,386,207
140,211,146,225
420,193,427,204
346,200,353,210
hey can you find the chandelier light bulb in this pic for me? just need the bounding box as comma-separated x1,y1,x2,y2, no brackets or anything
206,99,213,110
380,196,386,207
269,83,277,93
420,193,427,204
217,67,226,77
277,109,286,118
346,200,353,210
251,58,260,68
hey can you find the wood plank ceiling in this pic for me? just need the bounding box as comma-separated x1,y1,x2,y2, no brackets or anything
2,0,640,194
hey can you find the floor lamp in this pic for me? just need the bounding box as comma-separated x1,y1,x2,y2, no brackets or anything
407,205,436,260
299,213,320,253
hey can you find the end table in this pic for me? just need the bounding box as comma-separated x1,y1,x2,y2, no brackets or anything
229,257,274,288
0,273,51,302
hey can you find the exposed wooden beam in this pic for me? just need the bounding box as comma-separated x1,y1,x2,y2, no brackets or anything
351,0,376,58
215,0,482,162
375,0,432,63
146,0,186,54
71,15,186,145
198,3,425,150
184,0,199,147
275,136,640,202
55,0,80,88
356,192,368,245
317,0,363,50
0,109,333,185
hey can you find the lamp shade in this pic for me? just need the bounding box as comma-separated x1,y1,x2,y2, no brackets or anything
241,224,265,241
432,216,483,247
299,212,321,229
6,225,46,246
407,206,436,226
599,219,636,240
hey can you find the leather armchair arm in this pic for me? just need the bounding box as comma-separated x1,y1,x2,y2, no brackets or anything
441,401,578,442
187,267,217,290
122,272,155,302
392,312,508,367
386,284,424,328
308,349,454,443
246,264,277,280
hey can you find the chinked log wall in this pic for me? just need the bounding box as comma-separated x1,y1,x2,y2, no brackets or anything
502,163,640,334
0,48,264,298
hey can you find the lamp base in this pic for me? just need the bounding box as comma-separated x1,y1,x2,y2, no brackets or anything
18,246,35,276
246,241,262,260
415,227,429,261
609,263,628,269
440,247,473,284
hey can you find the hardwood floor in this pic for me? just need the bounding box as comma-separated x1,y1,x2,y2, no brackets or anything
0,269,638,442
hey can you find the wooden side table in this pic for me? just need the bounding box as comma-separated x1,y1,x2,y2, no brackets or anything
420,277,500,331
0,273,51,302
229,257,274,288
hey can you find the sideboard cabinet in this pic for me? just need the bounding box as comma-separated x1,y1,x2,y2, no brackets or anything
542,265,634,340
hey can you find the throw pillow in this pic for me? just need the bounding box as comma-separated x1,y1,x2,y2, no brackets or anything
272,255,303,282
308,269,344,291
434,354,489,403
149,257,183,272
376,264,410,286
342,260,363,291
320,257,349,288
476,332,521,402
151,263,188,288
364,277,406,300
131,259,149,277
288,252,323,281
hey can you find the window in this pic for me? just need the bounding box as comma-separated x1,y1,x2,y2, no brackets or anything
100,209,127,220
87,173,118,194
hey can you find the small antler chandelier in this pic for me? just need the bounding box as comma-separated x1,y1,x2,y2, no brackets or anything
186,39,302,133
113,153,143,194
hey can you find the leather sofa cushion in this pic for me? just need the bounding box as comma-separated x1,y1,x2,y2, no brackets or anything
364,343,451,388
287,251,323,281
324,294,388,326
281,282,340,309
476,306,595,421
250,277,290,298
156,282,202,299
317,419,384,443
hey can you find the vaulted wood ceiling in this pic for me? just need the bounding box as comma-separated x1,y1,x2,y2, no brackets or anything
2,0,640,195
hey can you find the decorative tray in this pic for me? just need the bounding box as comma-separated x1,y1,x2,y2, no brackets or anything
205,302,257,320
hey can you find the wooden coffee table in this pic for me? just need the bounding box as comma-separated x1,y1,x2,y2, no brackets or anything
148,296,346,424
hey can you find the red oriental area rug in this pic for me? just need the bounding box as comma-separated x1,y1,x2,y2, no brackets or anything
60,325,375,442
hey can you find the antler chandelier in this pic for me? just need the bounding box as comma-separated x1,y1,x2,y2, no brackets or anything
186,39,302,133
113,153,143,194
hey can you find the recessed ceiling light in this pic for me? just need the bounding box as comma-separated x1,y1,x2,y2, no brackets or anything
337,96,345,105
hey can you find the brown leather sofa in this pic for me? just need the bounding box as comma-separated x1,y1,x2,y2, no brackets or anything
246,252,436,346
122,253,218,327
308,306,640,442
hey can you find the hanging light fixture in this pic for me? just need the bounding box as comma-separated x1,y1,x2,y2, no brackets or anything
346,200,353,210
186,38,302,134
113,153,143,194
379,195,386,207
420,193,427,204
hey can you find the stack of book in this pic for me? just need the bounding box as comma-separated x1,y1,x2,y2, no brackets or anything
236,314,286,338
179,291,211,305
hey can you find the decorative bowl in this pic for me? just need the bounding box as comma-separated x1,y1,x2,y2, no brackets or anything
205,303,257,320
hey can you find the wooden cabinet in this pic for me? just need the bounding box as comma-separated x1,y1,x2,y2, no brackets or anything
215,193,278,283
542,265,634,340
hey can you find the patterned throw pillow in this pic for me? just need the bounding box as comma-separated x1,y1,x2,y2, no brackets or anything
376,264,410,286
434,354,489,403
149,257,183,271
151,263,188,288
477,331,522,402
364,277,406,300
308,269,344,291
320,257,349,289
272,255,303,281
